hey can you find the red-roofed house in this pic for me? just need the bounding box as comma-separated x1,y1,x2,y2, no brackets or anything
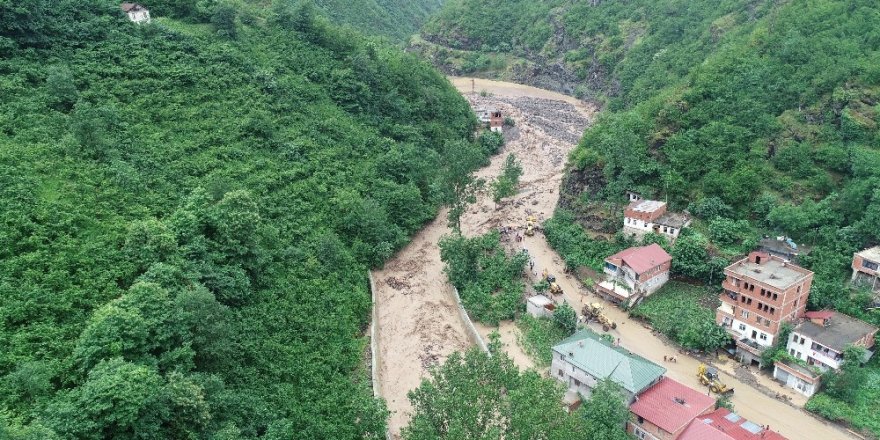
628,377,716,440
597,244,672,305
679,408,787,440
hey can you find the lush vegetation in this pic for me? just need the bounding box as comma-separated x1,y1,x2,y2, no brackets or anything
516,308,573,366
806,347,879,436
543,210,628,271
629,282,730,352
491,153,522,203
439,232,528,325
311,0,444,41
0,1,484,438
403,348,636,439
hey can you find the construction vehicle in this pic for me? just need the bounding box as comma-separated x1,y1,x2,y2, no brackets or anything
525,215,537,236
582,303,617,331
542,268,563,295
697,364,734,396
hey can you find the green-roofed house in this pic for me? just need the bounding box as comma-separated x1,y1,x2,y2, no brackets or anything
551,329,666,403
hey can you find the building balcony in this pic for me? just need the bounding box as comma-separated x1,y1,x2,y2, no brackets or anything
737,338,767,356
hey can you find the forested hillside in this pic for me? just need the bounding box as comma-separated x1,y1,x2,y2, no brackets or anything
312,0,445,41
0,1,476,438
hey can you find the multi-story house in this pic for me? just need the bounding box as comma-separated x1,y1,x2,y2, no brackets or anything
715,251,813,366
773,310,877,397
678,408,787,440
628,377,716,440
551,330,665,404
622,200,690,242
851,246,880,294
597,244,672,305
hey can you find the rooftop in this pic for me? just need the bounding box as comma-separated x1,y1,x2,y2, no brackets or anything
120,2,144,11
627,199,666,213
793,312,878,352
655,211,689,228
726,255,812,290
857,246,880,263
553,329,666,395
630,377,715,434
528,295,553,307
680,408,787,440
774,360,821,381
606,243,672,275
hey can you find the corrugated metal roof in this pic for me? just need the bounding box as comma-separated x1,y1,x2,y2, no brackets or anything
552,329,665,394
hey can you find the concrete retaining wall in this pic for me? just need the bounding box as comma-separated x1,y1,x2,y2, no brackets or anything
367,272,393,440
451,286,490,354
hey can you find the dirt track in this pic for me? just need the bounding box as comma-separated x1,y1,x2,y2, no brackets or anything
372,77,855,440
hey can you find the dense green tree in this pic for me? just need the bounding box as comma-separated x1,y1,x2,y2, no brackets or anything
492,153,522,203
553,303,578,336
403,349,583,439
581,379,632,440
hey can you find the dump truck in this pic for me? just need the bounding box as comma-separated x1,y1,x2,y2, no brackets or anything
582,303,617,331
542,269,563,295
698,364,734,396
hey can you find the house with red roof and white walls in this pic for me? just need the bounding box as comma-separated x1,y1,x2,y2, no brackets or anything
678,408,787,440
597,243,672,307
628,377,715,440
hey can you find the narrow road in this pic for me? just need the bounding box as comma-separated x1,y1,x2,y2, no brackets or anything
372,76,856,440
523,236,856,440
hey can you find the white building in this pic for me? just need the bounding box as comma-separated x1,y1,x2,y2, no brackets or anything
121,3,151,23
622,200,690,242
551,330,665,403
773,310,877,396
527,295,554,318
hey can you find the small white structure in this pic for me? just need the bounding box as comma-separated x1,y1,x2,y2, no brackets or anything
622,199,690,242
121,3,151,23
527,295,555,318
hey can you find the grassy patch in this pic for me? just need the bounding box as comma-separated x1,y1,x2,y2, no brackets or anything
516,314,569,367
629,281,730,351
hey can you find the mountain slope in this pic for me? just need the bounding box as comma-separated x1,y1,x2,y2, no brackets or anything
0,1,476,438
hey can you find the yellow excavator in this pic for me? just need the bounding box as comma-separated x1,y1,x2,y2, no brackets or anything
525,215,537,236
542,268,563,295
582,303,617,331
698,364,734,396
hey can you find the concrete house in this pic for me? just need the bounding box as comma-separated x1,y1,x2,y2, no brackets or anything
628,377,715,440
526,295,555,318
489,109,503,133
622,200,690,242
597,244,672,305
121,3,151,23
773,310,877,397
715,251,813,366
678,408,787,440
851,246,880,294
551,330,666,403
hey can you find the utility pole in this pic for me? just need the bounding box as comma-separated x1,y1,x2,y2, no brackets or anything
471,78,475,95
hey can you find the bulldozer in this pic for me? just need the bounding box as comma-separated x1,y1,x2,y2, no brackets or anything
582,303,617,331
542,268,563,295
525,215,537,236
697,364,734,396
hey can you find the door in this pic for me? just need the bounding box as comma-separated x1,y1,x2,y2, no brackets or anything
752,330,757,339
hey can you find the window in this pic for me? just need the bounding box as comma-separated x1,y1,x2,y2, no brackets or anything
739,323,746,331
790,348,795,356
663,226,668,232
670,228,676,234
558,369,563,377
573,378,581,387
750,284,755,292
799,337,805,345
638,416,644,424
747,298,752,305
770,307,775,315
794,299,798,307
759,333,768,341
760,288,766,296
733,278,741,287
741,310,750,319
863,260,879,271
773,293,778,300
634,427,648,440
792,334,798,342
797,285,802,293
643,221,648,227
